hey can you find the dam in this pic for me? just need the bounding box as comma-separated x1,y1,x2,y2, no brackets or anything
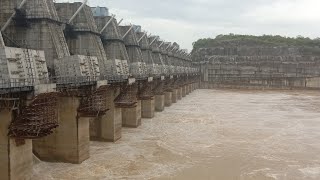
1,1,320,180
0,1,198,179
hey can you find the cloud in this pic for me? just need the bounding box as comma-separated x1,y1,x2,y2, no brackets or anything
56,0,320,51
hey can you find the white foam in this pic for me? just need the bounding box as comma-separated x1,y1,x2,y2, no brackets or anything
299,167,320,178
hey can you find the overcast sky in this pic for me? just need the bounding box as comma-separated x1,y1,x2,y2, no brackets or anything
57,0,320,51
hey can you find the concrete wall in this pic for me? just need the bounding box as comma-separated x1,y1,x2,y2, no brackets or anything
0,109,32,180
197,47,320,90
200,77,320,90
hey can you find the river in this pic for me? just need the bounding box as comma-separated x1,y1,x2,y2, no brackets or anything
32,89,320,180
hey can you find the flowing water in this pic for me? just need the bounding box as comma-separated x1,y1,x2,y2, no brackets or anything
32,89,320,180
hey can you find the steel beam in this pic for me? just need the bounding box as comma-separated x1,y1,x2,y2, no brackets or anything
122,25,134,39
100,15,115,33
68,0,88,24
1,0,28,32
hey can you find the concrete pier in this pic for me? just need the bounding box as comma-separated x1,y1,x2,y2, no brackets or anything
165,92,173,107
186,85,189,95
155,95,165,112
142,99,155,118
178,88,183,100
122,100,142,128
33,97,90,164
0,110,33,180
172,89,179,103
185,85,189,95
90,87,122,142
182,85,187,97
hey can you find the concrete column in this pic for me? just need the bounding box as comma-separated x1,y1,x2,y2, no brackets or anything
182,85,187,97
164,92,172,107
155,95,165,112
33,97,90,164
172,89,178,103
141,98,155,118
185,85,189,95
0,110,33,180
178,88,182,100
90,87,122,142
122,100,142,128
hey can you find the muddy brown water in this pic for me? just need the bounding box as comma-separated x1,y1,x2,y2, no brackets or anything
32,89,320,180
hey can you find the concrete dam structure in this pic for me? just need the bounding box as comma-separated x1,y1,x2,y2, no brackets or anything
0,1,199,179
1,1,320,180
195,46,320,89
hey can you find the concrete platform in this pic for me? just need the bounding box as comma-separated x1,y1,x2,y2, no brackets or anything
142,98,155,118
0,110,33,180
122,100,142,128
155,95,165,112
165,92,173,107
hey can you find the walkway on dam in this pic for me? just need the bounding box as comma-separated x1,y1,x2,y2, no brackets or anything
32,89,320,180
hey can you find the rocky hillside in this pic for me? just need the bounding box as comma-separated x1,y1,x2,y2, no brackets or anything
192,34,320,61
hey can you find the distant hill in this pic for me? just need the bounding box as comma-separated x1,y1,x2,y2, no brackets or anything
191,34,320,60
192,34,320,51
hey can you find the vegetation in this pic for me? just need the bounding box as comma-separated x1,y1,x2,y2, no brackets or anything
192,34,320,51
